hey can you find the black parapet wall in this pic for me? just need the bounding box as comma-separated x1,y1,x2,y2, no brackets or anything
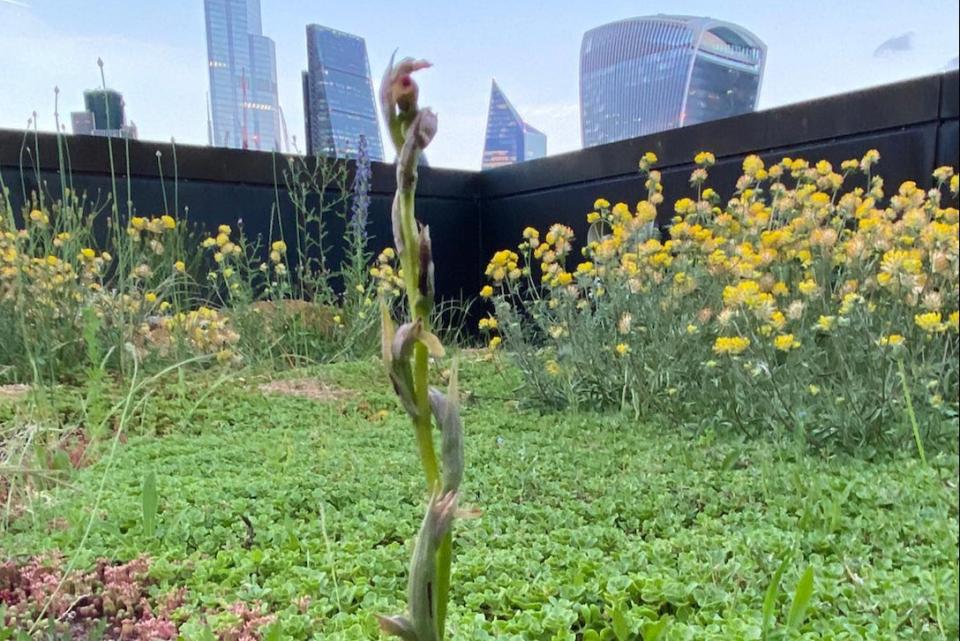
1,71,957,303
0,130,483,303
477,71,958,269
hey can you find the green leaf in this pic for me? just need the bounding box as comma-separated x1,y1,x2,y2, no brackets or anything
262,622,283,641
611,606,630,641
762,556,791,640
142,470,158,538
786,565,815,631
643,616,670,641
197,625,217,641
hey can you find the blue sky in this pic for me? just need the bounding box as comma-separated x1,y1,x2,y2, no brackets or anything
1,0,958,169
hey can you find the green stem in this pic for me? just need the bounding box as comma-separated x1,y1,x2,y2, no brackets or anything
435,532,453,640
897,358,927,465
413,341,439,489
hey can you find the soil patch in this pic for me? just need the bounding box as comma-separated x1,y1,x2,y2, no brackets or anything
258,378,355,402
0,384,29,403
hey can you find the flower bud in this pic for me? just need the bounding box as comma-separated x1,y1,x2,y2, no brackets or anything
428,363,463,494
380,52,432,152
417,225,435,314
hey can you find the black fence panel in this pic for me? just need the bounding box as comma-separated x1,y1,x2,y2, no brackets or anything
2,71,957,305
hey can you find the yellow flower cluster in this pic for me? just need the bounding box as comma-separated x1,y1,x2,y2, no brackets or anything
202,224,244,266
164,306,240,361
714,336,751,355
127,214,177,256
1,221,111,307
483,150,959,372
485,249,521,283
370,247,404,298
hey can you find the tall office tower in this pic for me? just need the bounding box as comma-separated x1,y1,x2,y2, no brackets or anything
302,24,384,160
70,89,138,139
204,0,281,151
481,80,547,170
580,15,766,147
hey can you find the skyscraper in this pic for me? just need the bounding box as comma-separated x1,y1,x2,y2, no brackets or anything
71,89,138,139
481,80,547,170
580,15,766,147
203,0,281,151
302,25,384,161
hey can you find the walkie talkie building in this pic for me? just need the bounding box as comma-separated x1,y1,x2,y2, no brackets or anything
580,15,766,147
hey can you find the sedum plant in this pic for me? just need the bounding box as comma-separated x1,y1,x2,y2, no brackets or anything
375,54,465,641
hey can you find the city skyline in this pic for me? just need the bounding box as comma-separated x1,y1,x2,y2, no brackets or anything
481,80,547,170
0,1,957,169
580,16,766,147
302,24,383,160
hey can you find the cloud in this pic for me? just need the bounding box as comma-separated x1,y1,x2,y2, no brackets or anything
945,56,960,71
873,32,915,57
0,0,31,8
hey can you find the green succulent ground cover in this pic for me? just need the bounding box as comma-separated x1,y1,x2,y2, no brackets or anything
2,357,957,640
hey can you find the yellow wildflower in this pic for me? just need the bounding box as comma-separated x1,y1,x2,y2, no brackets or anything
615,343,631,356
742,155,764,177
796,278,818,298
594,198,610,209
694,151,716,167
488,336,502,350
773,334,800,351
174,260,186,273
713,336,750,355
914,312,944,333
860,149,880,170
639,151,658,168
878,334,905,348
479,285,494,298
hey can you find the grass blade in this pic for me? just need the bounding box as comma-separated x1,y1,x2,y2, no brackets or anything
142,471,157,538
762,556,791,640
786,565,815,631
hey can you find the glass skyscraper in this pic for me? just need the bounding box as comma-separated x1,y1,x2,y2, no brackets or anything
580,15,766,147
302,25,384,161
481,80,547,170
70,89,138,139
203,0,281,151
